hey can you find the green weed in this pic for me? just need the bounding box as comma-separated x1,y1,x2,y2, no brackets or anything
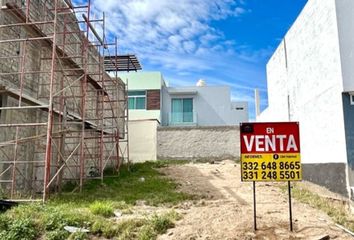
0,218,37,240
68,231,89,240
89,201,114,217
52,162,191,206
45,229,69,240
281,183,354,231
150,213,175,234
137,211,180,240
138,224,156,240
0,161,189,239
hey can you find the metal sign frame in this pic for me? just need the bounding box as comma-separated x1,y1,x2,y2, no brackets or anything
240,122,301,231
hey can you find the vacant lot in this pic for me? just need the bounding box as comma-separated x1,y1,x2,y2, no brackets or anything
159,160,353,240
0,160,352,239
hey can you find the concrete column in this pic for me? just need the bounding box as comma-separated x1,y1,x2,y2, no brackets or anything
254,89,260,117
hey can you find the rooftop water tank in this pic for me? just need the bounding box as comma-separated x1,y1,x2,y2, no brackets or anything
196,79,206,86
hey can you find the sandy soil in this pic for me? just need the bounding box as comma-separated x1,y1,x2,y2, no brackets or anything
157,160,353,240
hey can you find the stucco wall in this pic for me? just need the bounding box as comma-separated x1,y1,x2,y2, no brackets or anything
129,110,161,122
257,0,350,196
120,72,164,121
258,0,347,165
120,71,165,90
157,126,240,161
127,120,158,162
161,86,248,126
336,0,354,92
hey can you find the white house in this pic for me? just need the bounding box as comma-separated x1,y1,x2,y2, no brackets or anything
119,71,249,162
257,0,354,197
120,71,248,127
161,85,247,127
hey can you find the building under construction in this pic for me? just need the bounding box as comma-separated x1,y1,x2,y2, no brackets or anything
0,0,141,201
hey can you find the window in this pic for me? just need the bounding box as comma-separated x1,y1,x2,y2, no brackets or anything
171,98,193,123
128,91,146,109
350,94,354,105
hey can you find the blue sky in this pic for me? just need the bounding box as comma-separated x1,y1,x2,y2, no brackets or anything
77,0,307,119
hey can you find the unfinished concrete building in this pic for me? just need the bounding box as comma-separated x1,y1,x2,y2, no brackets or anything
0,0,141,201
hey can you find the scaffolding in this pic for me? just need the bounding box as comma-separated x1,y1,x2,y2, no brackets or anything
0,0,133,201
104,54,142,170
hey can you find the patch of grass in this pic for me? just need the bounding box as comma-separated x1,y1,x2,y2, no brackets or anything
137,210,180,239
112,200,131,210
0,218,37,240
94,218,143,239
0,214,9,230
280,183,354,231
150,211,180,234
44,204,94,229
89,201,114,217
0,161,189,239
67,231,89,240
138,225,156,240
52,161,191,206
91,219,117,238
117,218,146,239
0,201,180,240
90,212,180,240
45,229,69,240
0,203,93,240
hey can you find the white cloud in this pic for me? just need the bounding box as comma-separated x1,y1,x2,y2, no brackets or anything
234,7,246,16
183,41,197,53
73,0,271,115
82,0,249,70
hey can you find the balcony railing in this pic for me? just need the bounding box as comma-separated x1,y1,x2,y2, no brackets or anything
168,112,197,126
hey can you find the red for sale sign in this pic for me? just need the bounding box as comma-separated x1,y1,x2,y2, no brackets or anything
240,122,302,182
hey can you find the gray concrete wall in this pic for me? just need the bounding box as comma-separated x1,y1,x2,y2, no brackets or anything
343,93,354,195
161,85,248,126
157,126,240,161
303,163,348,196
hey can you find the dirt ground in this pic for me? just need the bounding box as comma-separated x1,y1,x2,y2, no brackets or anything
157,160,353,240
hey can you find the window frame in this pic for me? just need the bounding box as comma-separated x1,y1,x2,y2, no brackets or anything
171,97,194,123
128,90,146,110
171,97,193,113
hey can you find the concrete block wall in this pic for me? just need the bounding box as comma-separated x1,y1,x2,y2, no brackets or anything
0,0,124,128
0,94,89,194
0,95,37,194
0,12,40,96
157,126,240,161
0,0,125,196
117,79,126,138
